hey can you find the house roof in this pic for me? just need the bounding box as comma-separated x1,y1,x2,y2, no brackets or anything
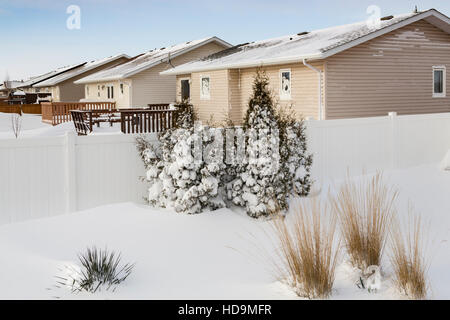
161,9,450,75
33,54,131,87
74,37,232,84
17,62,87,88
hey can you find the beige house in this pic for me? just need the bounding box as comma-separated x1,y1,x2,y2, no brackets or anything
74,37,232,108
32,54,131,102
162,9,450,123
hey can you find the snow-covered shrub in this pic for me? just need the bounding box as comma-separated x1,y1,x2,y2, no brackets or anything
277,106,313,208
138,101,225,214
59,247,134,294
228,70,312,218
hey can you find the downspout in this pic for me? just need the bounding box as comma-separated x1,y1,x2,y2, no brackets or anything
302,59,323,120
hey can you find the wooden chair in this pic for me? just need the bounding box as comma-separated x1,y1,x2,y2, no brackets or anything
71,110,93,136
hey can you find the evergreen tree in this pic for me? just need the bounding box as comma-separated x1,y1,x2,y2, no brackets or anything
231,69,281,217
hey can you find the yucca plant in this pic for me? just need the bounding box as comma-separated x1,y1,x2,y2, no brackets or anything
331,173,397,270
271,200,339,299
390,214,429,299
57,247,135,293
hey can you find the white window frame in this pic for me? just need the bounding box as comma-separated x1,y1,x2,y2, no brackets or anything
280,69,292,100
432,66,446,98
200,75,211,100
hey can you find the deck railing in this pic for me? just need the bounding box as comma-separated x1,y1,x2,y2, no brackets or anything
0,104,42,115
41,102,116,125
120,109,177,134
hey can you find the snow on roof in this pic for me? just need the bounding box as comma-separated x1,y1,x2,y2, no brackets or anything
17,63,86,88
74,37,232,84
34,54,131,87
161,9,450,75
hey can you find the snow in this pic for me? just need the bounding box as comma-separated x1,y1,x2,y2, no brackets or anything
0,112,122,139
0,163,448,299
440,150,450,171
162,12,420,75
75,37,230,84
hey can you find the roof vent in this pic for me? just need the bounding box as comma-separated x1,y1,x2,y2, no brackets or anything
160,47,166,50
297,31,309,36
380,15,394,21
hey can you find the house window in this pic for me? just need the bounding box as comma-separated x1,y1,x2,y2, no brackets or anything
120,83,124,95
107,85,114,99
280,69,291,100
86,86,89,96
433,66,446,98
181,79,190,101
97,85,100,97
200,76,210,99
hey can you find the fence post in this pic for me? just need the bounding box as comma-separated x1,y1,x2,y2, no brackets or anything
64,131,77,213
389,112,398,170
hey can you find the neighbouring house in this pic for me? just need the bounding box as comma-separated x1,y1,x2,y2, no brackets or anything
17,63,86,95
0,80,24,100
74,37,232,108
161,9,450,123
32,54,131,102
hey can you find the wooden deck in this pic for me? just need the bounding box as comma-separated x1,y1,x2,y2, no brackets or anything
41,102,116,125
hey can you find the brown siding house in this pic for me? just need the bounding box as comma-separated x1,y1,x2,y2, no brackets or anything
161,9,450,124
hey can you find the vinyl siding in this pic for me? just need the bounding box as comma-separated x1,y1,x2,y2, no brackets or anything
190,70,230,124
325,20,450,119
84,80,131,108
131,42,228,108
185,62,324,124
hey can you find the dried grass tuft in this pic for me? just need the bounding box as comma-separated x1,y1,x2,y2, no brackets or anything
331,173,397,270
390,214,429,299
271,200,339,299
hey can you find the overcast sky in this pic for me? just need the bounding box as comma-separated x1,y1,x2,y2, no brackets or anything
1,0,449,80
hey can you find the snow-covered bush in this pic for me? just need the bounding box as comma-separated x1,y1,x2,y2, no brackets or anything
228,70,312,218
137,101,225,214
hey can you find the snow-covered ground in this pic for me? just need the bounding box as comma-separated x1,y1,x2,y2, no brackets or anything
0,163,448,300
0,112,121,139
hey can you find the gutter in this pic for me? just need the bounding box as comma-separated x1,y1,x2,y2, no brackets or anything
160,53,323,76
302,58,323,120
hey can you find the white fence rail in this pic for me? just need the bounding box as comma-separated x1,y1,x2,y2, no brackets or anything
0,112,449,224
306,112,450,183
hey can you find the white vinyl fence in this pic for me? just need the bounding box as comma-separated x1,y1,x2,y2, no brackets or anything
0,112,449,224
306,112,450,183
0,133,151,225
